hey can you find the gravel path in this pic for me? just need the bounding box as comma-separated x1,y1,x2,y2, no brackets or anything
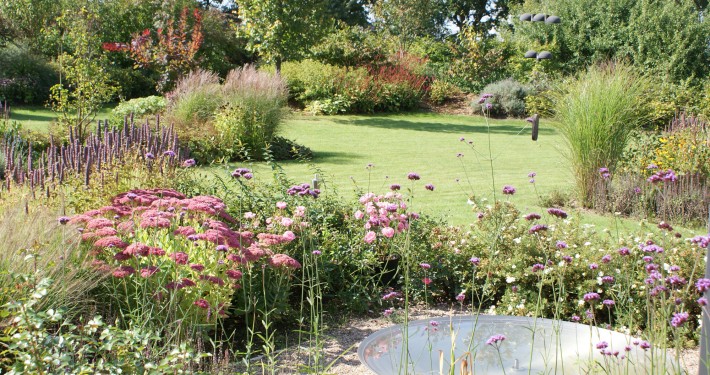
246,305,701,374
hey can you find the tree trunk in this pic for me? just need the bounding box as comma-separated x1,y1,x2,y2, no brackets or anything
275,56,282,75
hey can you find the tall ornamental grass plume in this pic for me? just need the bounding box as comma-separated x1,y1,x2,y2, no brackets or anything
216,65,288,160
166,69,223,129
553,62,650,207
0,205,100,316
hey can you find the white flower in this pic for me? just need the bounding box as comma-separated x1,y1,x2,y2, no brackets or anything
506,276,516,283
511,264,516,269
584,242,592,246
513,237,522,244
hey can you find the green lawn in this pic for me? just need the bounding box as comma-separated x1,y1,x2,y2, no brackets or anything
9,105,115,133
8,106,691,232
209,113,644,229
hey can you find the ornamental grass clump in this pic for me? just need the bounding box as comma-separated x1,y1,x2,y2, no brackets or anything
216,65,288,161
554,62,650,207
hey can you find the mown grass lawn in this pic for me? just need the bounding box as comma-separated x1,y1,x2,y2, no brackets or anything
9,106,686,232
8,105,115,133
208,112,658,231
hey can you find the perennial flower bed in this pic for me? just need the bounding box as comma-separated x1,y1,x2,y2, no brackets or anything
67,187,302,328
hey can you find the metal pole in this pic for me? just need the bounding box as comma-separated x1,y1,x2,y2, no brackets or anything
700,204,710,375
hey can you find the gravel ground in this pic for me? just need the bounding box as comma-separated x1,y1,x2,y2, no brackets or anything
243,305,701,374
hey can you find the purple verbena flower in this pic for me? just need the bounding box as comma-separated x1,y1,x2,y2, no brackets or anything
524,213,541,221
486,334,506,346
547,208,568,219
671,312,689,328
529,224,548,234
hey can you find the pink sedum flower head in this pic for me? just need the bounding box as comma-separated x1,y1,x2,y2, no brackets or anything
169,252,189,265
381,227,395,238
194,299,209,309
113,265,135,278
140,266,159,278
270,254,301,269
364,231,377,244
226,269,243,280
276,201,287,210
282,231,296,242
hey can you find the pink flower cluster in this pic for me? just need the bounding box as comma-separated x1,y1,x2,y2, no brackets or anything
67,188,306,323
355,192,417,244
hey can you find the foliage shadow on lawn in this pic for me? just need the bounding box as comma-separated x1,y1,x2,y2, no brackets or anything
332,116,556,136
305,150,364,165
10,111,56,123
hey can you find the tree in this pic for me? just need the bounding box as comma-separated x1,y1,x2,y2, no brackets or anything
445,0,519,34
310,25,386,68
324,0,370,27
372,0,448,53
49,6,117,142
511,0,710,81
236,0,328,73
0,0,62,54
128,7,205,93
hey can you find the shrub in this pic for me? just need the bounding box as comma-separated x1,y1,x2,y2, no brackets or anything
3,277,205,374
305,95,352,115
428,79,463,105
524,71,556,117
553,62,650,207
368,58,430,112
216,66,288,160
0,44,59,104
278,60,339,104
279,57,430,114
112,95,167,120
473,78,529,117
644,78,704,129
